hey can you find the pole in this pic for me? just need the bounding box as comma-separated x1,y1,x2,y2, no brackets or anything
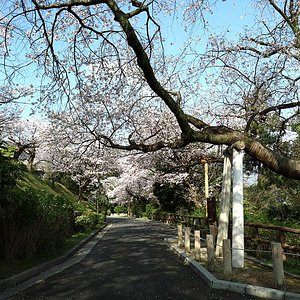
232,149,244,268
204,161,209,217
216,156,232,256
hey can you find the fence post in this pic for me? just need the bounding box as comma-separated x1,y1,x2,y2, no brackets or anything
276,231,287,261
185,227,191,253
207,234,215,271
177,224,183,248
223,239,232,280
209,224,217,244
194,230,201,261
271,242,286,290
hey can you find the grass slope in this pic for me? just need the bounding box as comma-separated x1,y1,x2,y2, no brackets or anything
17,171,86,212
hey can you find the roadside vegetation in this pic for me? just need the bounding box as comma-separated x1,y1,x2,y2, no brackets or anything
0,155,106,279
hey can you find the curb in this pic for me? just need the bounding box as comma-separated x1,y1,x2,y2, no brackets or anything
168,244,300,300
0,224,107,292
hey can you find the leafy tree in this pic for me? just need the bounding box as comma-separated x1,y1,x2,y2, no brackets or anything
153,181,195,214
245,167,300,224
0,155,22,196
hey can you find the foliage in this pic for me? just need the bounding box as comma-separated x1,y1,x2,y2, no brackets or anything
130,198,147,218
114,205,127,214
0,144,16,158
55,173,79,195
0,227,105,280
74,211,103,232
190,208,205,218
0,159,103,260
144,203,160,219
153,181,196,213
0,186,74,260
0,156,22,194
244,169,300,225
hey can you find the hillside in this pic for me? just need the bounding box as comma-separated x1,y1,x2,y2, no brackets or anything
17,171,87,212
0,165,105,279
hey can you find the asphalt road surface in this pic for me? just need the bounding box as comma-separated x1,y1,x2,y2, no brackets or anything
5,217,258,300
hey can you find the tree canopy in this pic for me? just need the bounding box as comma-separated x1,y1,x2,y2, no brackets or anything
1,0,300,178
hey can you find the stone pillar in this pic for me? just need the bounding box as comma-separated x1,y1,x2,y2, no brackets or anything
215,156,232,257
204,161,209,217
232,149,244,268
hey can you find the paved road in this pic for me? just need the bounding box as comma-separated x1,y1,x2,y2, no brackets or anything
5,217,258,299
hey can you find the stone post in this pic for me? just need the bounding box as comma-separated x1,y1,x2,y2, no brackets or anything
207,234,215,271
185,227,190,253
194,230,201,261
177,224,183,248
232,149,244,268
216,156,232,257
271,242,286,290
223,239,232,280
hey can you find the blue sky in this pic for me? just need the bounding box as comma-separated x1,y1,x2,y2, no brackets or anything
162,0,255,55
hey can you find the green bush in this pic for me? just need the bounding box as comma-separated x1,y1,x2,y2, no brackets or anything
114,205,127,214
0,158,106,260
190,208,205,217
0,156,24,195
153,182,196,213
131,200,146,218
0,185,75,260
143,203,159,219
97,213,106,225
75,211,99,232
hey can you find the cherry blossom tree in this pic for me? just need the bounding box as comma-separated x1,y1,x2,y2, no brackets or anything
35,114,122,199
0,114,42,171
1,1,300,178
104,157,154,205
102,145,222,214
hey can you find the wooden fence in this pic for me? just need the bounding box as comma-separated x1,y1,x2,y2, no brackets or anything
244,222,300,258
154,213,300,256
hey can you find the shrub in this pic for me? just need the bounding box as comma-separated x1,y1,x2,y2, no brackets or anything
97,213,106,225
0,156,24,195
190,208,205,217
114,205,127,214
0,186,75,260
153,182,195,213
75,211,98,232
131,200,146,218
144,203,159,219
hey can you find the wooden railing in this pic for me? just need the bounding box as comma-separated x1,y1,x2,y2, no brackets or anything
153,213,300,255
244,222,300,256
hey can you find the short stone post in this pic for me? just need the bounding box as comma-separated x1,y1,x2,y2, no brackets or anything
177,224,183,248
185,227,191,253
271,242,286,290
194,230,201,261
207,234,215,271
223,239,232,280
